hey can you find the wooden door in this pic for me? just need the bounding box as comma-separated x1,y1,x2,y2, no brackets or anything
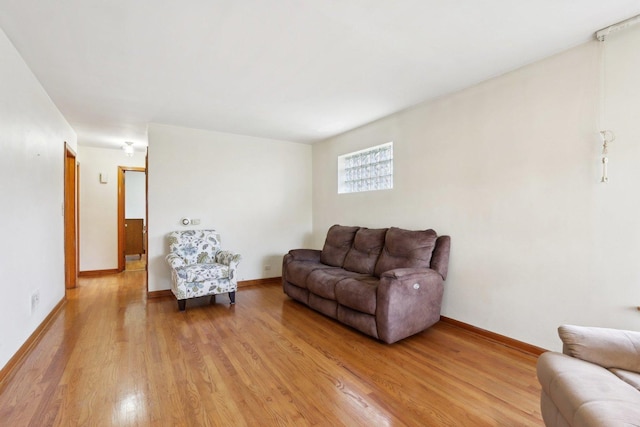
125,219,144,256
64,144,77,289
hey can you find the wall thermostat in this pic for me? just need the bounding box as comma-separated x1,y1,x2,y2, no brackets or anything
180,217,190,226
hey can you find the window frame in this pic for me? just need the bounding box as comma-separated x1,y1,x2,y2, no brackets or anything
337,141,393,194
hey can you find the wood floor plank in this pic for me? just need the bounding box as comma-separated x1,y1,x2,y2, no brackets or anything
0,272,543,426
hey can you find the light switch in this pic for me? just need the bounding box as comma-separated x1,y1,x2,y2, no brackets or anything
99,173,108,184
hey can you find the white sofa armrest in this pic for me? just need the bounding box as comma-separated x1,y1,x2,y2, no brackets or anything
559,325,640,373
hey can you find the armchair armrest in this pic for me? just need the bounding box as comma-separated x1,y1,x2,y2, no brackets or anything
377,268,444,344
215,250,242,266
559,325,640,373
166,253,186,269
287,249,321,262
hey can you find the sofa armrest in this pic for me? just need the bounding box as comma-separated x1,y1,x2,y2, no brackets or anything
430,235,451,280
559,325,640,373
166,253,186,269
377,268,444,343
380,267,432,280
287,249,321,262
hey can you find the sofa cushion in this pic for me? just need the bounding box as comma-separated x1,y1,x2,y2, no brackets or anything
610,368,640,391
307,268,368,300
343,228,387,275
320,225,360,267
558,325,640,373
309,294,338,319
285,260,334,289
337,305,378,339
283,281,309,305
374,227,437,277
335,277,379,315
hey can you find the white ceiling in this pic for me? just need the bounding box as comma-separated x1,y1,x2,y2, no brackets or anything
1,1,640,149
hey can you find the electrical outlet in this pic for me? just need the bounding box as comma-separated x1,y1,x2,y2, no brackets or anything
31,290,40,314
191,219,201,225
264,265,272,271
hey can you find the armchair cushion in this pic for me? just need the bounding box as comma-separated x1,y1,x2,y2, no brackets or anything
559,325,640,372
176,263,230,282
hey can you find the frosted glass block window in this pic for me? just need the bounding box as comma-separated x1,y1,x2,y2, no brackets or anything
338,142,393,194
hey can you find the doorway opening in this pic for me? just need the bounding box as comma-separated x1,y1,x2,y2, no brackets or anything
117,167,147,272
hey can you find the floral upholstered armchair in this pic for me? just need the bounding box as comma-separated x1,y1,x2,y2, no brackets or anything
166,230,241,311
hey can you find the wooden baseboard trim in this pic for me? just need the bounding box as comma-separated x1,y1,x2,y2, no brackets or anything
439,316,547,356
0,297,66,387
79,269,119,277
147,290,173,299
238,277,281,288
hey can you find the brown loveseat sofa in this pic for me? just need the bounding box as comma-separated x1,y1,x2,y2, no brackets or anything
282,225,451,344
537,325,640,426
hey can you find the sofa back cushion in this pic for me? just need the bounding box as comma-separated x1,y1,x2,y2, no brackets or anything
320,225,360,267
374,227,437,276
342,228,388,275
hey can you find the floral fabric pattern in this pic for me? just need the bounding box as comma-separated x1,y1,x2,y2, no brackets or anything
165,230,241,302
167,230,221,265
175,263,230,282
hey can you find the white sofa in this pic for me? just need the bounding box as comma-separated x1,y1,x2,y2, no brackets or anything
537,325,640,427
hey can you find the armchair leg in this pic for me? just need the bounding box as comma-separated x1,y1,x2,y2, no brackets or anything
177,299,186,311
229,291,236,305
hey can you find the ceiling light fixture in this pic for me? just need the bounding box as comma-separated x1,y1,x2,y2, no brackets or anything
123,141,134,157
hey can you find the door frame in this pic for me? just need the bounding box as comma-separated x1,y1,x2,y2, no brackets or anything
117,166,147,272
64,143,78,289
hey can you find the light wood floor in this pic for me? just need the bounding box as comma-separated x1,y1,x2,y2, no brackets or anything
0,271,543,426
125,254,147,271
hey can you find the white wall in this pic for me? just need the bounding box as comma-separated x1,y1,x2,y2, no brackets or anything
125,171,146,222
147,123,312,292
78,146,146,271
0,27,77,370
312,31,640,351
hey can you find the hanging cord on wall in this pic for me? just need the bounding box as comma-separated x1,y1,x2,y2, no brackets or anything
594,14,640,183
599,130,615,183
597,30,615,183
